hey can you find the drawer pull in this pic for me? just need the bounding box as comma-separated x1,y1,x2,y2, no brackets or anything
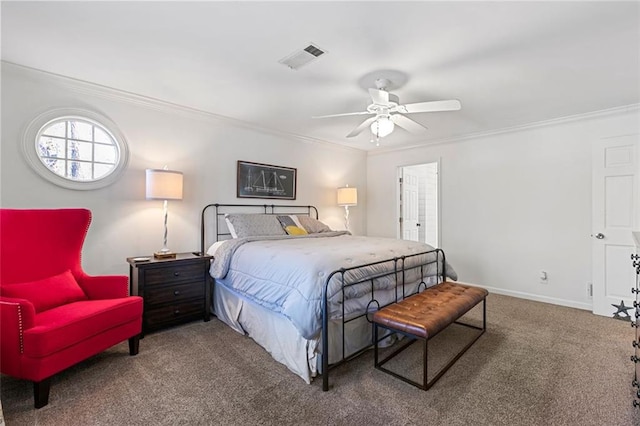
174,290,180,296
174,272,180,277
174,310,181,315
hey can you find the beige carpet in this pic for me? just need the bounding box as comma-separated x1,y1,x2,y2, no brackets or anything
1,293,639,426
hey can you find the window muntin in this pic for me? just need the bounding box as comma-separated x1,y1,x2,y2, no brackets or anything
36,118,120,182
22,108,129,190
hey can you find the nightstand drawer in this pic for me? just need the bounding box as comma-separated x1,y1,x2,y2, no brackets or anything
144,281,204,306
144,299,204,328
144,263,204,285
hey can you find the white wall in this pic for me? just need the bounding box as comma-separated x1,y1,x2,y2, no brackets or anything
367,107,640,309
1,63,367,276
424,162,438,247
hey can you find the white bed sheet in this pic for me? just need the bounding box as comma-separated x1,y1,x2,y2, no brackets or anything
214,277,407,384
214,280,318,382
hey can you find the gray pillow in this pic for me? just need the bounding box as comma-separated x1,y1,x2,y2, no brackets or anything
225,214,286,238
297,215,332,233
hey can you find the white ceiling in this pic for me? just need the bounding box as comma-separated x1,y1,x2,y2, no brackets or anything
2,1,639,151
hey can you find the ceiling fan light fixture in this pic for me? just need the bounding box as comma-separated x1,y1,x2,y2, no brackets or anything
312,77,460,142
370,115,394,138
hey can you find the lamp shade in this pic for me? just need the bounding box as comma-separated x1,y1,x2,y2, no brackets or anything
337,186,358,206
146,169,183,200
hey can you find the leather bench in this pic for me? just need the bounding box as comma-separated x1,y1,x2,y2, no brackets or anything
373,281,488,390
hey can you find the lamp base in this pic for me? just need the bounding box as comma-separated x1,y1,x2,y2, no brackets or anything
153,251,176,259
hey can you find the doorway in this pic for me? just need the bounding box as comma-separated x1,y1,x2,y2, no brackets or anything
398,162,439,247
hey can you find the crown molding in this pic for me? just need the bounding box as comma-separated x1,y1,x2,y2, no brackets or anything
5,61,637,158
369,103,640,156
2,61,364,154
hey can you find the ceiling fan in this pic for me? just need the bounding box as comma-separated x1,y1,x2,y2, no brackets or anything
313,78,461,144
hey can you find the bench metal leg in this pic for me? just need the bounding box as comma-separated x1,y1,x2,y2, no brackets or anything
375,328,427,390
374,297,487,390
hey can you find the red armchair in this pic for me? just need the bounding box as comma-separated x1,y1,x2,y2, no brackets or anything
0,208,143,408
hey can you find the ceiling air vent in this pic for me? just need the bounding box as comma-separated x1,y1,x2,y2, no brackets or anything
279,43,326,70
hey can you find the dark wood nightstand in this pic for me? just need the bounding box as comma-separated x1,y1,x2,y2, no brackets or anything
127,253,213,335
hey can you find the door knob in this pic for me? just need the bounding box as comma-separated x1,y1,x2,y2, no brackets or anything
594,233,605,239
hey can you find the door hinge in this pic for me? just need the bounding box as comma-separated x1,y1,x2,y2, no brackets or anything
399,177,403,183
399,217,403,223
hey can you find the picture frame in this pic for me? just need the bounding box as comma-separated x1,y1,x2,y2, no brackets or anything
237,161,297,200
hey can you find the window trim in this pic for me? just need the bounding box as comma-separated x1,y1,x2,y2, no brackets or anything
22,108,129,190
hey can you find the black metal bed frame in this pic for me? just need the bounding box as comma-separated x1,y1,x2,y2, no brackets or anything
320,249,446,390
200,203,318,251
200,203,447,391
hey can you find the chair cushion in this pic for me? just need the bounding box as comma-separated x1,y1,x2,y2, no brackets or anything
23,297,143,358
1,270,87,313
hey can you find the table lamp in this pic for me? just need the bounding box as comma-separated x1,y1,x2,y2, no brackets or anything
337,185,357,231
146,168,183,258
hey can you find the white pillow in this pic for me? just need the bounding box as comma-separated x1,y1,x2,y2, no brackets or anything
225,216,238,238
296,215,332,233
207,240,227,256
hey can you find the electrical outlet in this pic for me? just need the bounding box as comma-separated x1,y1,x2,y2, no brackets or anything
539,270,548,284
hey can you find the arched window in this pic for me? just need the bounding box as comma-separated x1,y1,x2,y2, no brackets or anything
22,108,129,190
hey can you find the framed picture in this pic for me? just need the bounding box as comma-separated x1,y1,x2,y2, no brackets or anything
237,161,297,200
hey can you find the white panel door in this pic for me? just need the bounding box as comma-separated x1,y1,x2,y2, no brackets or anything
592,135,639,317
402,168,420,241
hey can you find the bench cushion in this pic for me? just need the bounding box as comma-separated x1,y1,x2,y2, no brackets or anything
372,282,488,339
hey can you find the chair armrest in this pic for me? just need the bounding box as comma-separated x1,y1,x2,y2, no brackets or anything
77,275,130,300
0,297,36,330
1,297,36,373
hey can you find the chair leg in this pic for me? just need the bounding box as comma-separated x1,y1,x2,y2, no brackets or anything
129,335,140,355
34,378,51,409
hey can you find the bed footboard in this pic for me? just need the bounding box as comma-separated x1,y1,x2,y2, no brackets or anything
321,248,447,391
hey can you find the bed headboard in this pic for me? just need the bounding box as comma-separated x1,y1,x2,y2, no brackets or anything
200,203,319,255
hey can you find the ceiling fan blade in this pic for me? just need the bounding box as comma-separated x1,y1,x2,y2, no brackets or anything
346,116,377,138
312,111,372,119
397,99,461,114
368,88,389,105
390,114,428,134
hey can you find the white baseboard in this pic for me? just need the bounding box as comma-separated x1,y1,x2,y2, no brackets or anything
455,281,593,311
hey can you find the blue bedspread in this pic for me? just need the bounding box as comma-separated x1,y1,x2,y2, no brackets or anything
210,233,457,340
